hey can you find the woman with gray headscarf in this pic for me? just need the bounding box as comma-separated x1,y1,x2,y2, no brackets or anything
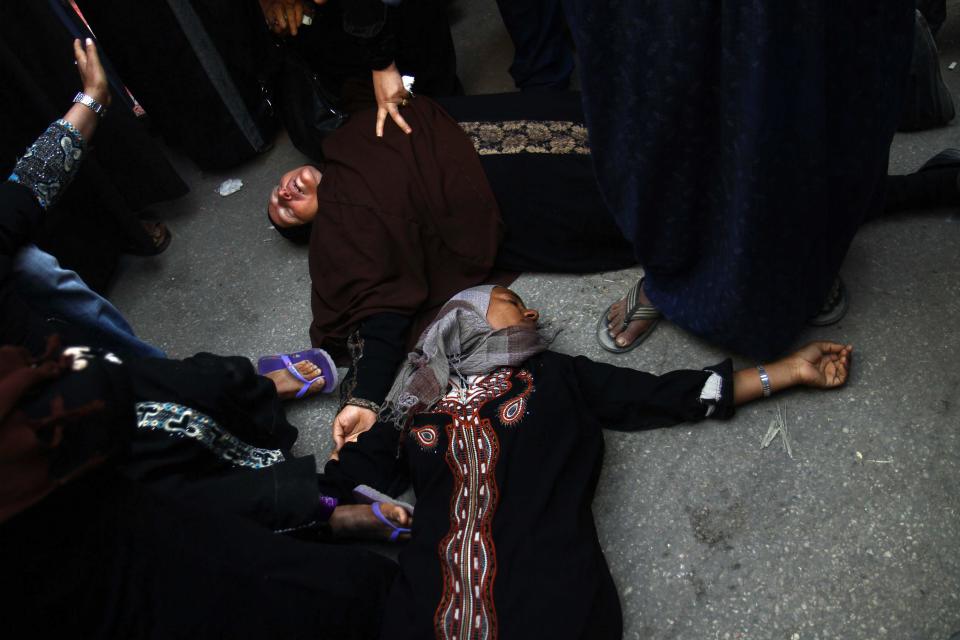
325,284,853,638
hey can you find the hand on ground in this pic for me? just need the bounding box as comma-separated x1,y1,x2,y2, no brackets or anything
263,360,324,400
73,38,110,107
330,405,378,458
605,285,656,349
328,503,412,541
372,63,412,137
791,341,852,389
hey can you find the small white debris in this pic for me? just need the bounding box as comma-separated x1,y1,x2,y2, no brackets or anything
217,178,243,197
761,419,780,448
949,61,958,70
855,451,863,463
760,404,793,458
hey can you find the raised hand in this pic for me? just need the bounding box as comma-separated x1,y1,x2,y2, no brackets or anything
73,38,110,107
259,0,304,37
372,63,412,137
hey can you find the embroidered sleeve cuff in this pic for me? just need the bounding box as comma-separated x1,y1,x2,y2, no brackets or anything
10,119,87,210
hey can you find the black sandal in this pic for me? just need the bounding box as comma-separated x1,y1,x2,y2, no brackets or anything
125,221,172,256
595,276,662,353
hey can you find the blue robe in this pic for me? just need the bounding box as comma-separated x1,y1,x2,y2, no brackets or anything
564,0,913,358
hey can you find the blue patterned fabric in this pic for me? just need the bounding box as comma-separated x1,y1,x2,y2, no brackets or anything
564,1,913,358
9,119,86,210
136,401,285,469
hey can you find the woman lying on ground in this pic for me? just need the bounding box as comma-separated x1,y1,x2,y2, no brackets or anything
320,284,852,638
264,92,635,452
263,91,953,457
0,335,411,639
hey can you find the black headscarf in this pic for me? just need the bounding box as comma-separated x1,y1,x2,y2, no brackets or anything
268,208,313,244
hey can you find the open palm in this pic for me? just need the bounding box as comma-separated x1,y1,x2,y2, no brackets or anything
793,342,853,389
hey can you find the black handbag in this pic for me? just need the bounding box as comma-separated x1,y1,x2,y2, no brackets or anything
277,47,348,160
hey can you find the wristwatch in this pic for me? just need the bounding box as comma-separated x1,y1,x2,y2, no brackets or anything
73,91,107,118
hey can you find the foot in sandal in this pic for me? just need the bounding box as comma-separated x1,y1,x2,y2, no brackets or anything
329,502,412,542
596,276,661,353
257,348,338,400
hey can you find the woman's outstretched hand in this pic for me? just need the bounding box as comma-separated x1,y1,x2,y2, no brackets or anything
733,341,852,405
791,341,853,389
373,63,412,137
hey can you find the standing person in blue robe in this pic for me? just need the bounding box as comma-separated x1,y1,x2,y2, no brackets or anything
565,2,915,359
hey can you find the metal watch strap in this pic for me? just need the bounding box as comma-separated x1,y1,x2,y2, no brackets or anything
757,365,772,398
73,92,106,117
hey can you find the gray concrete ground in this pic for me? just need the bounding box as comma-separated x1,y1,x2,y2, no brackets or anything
109,2,959,638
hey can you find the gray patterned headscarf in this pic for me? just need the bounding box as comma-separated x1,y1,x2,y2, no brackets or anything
380,285,548,427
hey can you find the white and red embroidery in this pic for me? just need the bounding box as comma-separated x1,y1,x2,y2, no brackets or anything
412,425,441,451
497,369,534,427
432,368,533,640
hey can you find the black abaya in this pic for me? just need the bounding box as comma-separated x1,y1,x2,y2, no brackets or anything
325,351,736,638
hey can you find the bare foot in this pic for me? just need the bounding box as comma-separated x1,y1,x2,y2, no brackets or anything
605,283,657,349
265,360,324,400
329,503,412,542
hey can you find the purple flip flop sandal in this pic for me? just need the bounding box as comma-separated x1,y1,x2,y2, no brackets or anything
371,502,413,542
353,484,415,515
257,348,338,399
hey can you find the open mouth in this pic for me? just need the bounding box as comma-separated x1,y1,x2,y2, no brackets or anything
285,176,305,196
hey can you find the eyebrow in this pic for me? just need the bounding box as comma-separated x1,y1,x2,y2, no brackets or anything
506,292,525,306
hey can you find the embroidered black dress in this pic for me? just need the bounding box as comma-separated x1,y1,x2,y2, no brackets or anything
325,351,735,639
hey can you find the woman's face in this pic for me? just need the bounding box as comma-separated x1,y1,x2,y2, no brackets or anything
267,165,322,227
485,287,540,330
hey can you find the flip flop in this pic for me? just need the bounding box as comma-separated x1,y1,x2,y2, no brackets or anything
371,501,413,542
256,348,338,398
352,484,415,516
596,276,661,354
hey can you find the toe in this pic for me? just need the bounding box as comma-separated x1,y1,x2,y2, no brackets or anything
294,360,322,380
381,502,411,529
615,317,653,348
606,300,627,336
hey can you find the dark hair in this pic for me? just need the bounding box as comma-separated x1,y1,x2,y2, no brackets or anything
267,206,312,245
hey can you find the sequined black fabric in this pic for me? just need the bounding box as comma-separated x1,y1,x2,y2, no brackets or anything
9,119,85,210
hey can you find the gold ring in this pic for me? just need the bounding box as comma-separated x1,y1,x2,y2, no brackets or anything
400,98,409,107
